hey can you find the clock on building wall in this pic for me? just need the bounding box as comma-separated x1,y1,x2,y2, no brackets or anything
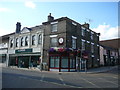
58,37,64,45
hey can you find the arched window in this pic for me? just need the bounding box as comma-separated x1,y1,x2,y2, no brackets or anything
38,34,42,44
16,38,19,47
10,39,13,48
32,35,35,45
25,36,28,46
21,37,24,46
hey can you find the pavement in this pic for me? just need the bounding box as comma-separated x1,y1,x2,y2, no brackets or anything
1,62,118,74
83,65,118,74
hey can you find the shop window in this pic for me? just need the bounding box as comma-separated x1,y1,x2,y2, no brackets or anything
38,34,42,44
50,37,58,47
32,35,35,45
61,57,68,68
51,24,57,32
21,37,24,46
70,58,75,68
25,36,28,46
10,39,13,48
50,56,59,68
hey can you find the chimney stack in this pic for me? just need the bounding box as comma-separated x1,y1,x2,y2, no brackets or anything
83,22,89,29
16,22,21,33
48,13,54,22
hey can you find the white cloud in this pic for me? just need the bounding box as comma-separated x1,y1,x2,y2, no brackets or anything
25,1,36,9
0,8,12,12
92,24,119,40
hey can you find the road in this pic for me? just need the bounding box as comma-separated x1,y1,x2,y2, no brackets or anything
1,67,119,89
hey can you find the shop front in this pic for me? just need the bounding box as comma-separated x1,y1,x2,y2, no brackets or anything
49,48,77,72
0,54,6,63
9,48,41,69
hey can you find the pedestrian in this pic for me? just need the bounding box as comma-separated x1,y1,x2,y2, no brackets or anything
22,61,24,68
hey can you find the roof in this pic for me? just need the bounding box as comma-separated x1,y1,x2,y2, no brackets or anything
0,32,15,40
42,16,99,35
99,38,120,49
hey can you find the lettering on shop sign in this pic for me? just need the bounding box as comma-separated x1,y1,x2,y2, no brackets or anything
15,49,32,53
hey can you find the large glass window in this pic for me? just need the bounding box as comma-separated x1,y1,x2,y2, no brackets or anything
25,36,28,46
50,37,57,47
38,34,42,44
50,57,54,68
32,35,35,45
21,37,24,46
51,24,57,32
61,57,68,68
50,56,59,68
70,58,75,68
16,38,18,47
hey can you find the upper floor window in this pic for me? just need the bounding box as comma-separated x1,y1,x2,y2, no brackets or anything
10,39,13,48
91,32,94,40
16,38,19,47
21,37,24,46
82,40,85,50
91,43,94,53
81,27,85,36
32,35,35,45
51,23,57,32
72,36,77,49
38,34,42,44
25,36,28,46
50,37,57,47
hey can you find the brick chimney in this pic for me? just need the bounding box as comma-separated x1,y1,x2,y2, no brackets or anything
48,13,54,22
83,22,89,29
16,22,21,33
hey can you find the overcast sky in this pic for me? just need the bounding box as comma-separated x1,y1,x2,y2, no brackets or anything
0,0,119,40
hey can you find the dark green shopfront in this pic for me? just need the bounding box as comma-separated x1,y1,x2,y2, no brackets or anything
9,48,41,68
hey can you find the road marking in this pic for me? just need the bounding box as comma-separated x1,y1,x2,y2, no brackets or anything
112,77,118,79
80,77,100,88
40,74,44,81
19,76,29,79
20,75,82,88
59,77,66,85
41,80,82,88
98,78,118,86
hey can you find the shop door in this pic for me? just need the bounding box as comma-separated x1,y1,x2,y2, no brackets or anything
18,56,29,68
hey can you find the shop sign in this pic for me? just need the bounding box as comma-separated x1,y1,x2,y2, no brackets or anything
83,56,88,59
15,48,32,53
0,54,6,56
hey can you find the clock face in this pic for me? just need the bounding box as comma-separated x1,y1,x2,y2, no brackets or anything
59,38,64,44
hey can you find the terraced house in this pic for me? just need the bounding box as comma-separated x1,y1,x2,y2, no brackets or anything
8,22,44,69
42,14,100,71
1,14,100,72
